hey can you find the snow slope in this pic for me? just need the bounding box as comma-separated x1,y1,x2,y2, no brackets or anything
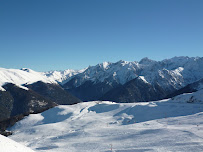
9,90,203,152
0,134,35,152
0,68,57,91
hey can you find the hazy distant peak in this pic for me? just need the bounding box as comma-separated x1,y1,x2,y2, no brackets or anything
100,61,111,70
162,56,192,62
139,57,156,65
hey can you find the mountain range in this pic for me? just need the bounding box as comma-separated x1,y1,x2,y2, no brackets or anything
1,56,203,135
46,56,203,102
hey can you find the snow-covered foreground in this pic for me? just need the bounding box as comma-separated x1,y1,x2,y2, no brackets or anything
0,134,35,152
9,94,203,152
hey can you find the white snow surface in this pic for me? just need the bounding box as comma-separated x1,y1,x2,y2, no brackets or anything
0,68,57,90
0,134,35,152
9,90,203,152
139,76,149,83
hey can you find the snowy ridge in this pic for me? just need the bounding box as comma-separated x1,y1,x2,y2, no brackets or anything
0,134,35,152
76,60,139,85
9,90,203,152
0,68,57,91
44,60,139,86
46,56,203,91
1,56,202,92
44,68,86,85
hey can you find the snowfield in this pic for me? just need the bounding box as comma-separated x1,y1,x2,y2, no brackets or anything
0,134,35,152
8,90,203,152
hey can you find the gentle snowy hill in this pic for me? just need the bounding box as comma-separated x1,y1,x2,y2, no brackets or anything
0,134,35,152
0,67,57,91
0,68,81,133
8,90,203,152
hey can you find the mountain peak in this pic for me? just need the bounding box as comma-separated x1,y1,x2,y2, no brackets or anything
115,60,129,66
102,61,111,69
139,57,156,65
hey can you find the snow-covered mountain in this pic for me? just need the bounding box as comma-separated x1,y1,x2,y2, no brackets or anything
44,68,86,85
101,76,167,102
0,68,57,91
0,68,81,134
47,56,203,88
188,78,203,91
1,56,203,152
166,78,203,99
1,56,202,99
8,89,203,152
1,56,202,102
1,56,203,135
45,56,203,101
0,134,35,152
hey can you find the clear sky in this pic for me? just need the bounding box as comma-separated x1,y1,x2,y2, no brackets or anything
0,0,203,71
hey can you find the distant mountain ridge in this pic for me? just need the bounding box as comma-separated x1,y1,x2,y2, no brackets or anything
1,56,203,103
44,56,203,102
45,56,203,87
1,56,202,97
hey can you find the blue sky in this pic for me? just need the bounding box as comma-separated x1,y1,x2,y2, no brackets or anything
0,0,203,71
